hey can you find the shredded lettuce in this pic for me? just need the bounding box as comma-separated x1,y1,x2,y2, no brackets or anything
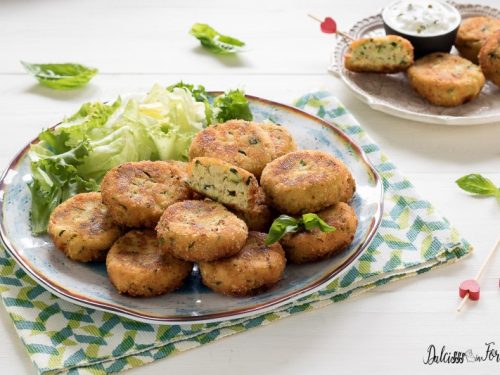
167,82,213,124
28,83,252,234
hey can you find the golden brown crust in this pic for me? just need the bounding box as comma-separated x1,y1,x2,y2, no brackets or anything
233,203,274,232
188,157,262,211
168,161,190,182
456,17,500,63
231,187,274,232
259,123,297,159
260,150,356,214
344,35,414,73
479,31,500,87
188,120,273,177
101,161,192,228
199,232,286,296
282,203,358,264
106,230,192,297
48,192,121,263
156,200,248,262
407,53,485,107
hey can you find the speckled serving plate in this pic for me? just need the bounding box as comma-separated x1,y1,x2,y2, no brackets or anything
0,95,383,325
330,2,500,126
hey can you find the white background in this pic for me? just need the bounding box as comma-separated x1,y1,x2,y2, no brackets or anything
1,0,500,373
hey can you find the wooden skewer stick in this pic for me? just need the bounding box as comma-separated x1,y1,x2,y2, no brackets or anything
456,291,470,312
457,236,500,312
307,14,355,41
307,13,325,23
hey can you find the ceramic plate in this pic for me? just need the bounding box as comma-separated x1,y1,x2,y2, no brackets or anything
0,95,383,325
330,2,500,126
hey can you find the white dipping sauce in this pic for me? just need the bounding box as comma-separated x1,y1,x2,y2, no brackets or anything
382,0,461,36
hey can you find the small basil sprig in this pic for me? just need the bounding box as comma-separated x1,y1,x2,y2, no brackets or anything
456,174,500,197
21,62,98,89
265,214,336,245
189,23,245,54
213,89,253,122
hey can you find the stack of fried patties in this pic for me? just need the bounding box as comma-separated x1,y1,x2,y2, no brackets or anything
105,120,293,297
48,119,357,298
455,16,500,88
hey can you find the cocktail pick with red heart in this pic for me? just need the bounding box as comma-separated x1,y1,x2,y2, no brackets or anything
320,17,337,34
308,14,354,41
459,279,480,300
457,236,500,312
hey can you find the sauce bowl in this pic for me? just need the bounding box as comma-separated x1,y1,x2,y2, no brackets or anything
382,0,461,58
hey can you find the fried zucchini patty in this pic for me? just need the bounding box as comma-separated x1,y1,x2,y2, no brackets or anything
156,200,248,262
344,35,414,73
232,188,273,232
106,230,192,297
260,150,355,214
101,161,192,228
455,16,500,63
199,232,286,296
479,31,500,87
169,160,190,182
188,157,262,212
188,120,273,177
233,203,274,232
282,203,358,263
48,192,121,262
407,53,485,107
259,123,297,159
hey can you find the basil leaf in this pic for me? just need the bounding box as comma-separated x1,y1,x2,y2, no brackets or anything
265,215,300,245
456,174,500,197
265,213,336,245
21,61,98,89
301,213,336,233
190,23,245,54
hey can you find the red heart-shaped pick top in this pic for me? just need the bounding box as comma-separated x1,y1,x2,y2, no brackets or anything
459,279,480,301
320,17,337,34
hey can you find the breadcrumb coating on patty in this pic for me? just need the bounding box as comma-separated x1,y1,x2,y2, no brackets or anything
344,35,414,73
106,229,192,297
282,202,358,264
101,160,192,228
407,52,485,107
48,192,121,263
188,120,274,177
260,150,355,214
199,232,286,296
156,200,248,262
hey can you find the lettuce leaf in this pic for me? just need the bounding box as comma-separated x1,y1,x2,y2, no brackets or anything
166,82,254,124
29,141,98,234
28,83,252,234
167,82,213,123
213,89,253,122
28,84,207,234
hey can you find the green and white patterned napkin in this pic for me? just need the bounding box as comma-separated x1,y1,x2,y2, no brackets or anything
0,92,472,374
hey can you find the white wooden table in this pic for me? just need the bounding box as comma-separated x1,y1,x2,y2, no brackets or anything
1,0,500,373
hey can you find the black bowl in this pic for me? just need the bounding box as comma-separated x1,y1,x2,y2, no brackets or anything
381,0,462,59
382,22,460,59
